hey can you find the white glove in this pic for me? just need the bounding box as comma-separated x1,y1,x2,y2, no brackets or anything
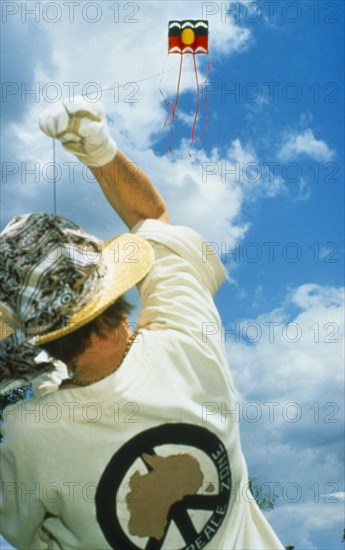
39,96,118,167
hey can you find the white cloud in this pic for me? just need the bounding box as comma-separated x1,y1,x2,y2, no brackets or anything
278,129,335,162
291,283,344,311
206,11,252,55
220,282,344,548
331,492,345,500
227,138,286,198
227,283,344,401
272,500,344,549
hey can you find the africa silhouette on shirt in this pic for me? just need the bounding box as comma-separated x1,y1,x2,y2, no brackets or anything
126,452,204,540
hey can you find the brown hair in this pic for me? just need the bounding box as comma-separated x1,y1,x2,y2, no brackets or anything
41,296,133,365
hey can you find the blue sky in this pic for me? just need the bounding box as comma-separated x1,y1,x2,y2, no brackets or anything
1,1,344,549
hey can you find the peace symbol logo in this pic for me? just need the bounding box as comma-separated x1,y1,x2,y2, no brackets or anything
96,423,231,549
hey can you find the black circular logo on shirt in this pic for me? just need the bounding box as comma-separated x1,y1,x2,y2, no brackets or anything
95,423,231,549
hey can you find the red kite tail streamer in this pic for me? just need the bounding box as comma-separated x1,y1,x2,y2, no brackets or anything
189,53,200,156
200,57,211,142
159,55,184,152
189,55,211,156
171,54,183,125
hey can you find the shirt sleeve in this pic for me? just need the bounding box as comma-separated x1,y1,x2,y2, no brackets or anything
131,219,226,335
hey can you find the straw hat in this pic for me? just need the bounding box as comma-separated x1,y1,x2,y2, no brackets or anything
0,213,154,381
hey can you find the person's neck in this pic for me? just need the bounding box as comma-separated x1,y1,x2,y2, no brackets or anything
71,320,133,382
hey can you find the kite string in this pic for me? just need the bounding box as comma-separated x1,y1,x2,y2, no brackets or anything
169,55,183,153
199,57,211,142
82,67,176,98
189,54,211,156
171,56,183,123
159,54,184,152
52,138,57,214
51,67,177,213
159,53,175,121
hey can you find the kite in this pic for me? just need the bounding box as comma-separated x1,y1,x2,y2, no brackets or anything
168,19,209,55
162,20,210,153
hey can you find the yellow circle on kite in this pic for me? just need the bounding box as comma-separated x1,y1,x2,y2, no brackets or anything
181,28,195,45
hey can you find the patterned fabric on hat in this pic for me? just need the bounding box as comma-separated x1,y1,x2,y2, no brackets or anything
0,213,107,384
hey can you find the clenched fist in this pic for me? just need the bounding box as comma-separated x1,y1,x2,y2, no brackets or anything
39,96,118,167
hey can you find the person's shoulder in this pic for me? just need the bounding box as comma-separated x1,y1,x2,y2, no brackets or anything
133,220,226,294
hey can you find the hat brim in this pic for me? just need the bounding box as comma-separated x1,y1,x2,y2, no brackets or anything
0,233,153,346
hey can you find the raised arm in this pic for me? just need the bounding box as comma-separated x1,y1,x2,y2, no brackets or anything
90,151,169,229
39,97,169,229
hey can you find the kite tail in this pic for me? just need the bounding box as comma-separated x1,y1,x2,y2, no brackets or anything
189,53,201,156
189,54,210,156
200,56,211,141
159,54,183,152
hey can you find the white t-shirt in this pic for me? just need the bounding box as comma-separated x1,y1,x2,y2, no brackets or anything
0,220,284,550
